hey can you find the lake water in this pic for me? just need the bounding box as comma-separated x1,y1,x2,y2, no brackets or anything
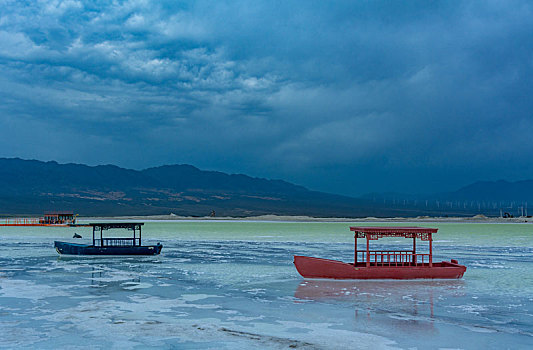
1,221,532,349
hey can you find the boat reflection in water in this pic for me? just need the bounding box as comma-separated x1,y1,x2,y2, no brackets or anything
294,279,465,335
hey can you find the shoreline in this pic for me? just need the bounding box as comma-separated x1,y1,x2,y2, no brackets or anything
78,214,533,224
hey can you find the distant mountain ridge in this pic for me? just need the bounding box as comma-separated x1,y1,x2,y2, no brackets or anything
0,158,531,217
0,158,305,194
141,164,307,194
0,158,372,217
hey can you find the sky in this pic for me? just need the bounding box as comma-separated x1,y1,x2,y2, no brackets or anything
1,0,532,196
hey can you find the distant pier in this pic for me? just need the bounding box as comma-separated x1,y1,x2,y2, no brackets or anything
0,211,89,227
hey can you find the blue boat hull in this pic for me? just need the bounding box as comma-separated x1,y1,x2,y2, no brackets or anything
54,241,162,255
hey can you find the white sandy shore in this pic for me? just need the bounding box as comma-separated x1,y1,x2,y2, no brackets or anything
79,214,533,223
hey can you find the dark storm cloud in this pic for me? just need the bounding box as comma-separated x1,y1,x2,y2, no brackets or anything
1,0,532,195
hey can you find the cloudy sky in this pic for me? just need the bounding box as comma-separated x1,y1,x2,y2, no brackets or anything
1,0,532,196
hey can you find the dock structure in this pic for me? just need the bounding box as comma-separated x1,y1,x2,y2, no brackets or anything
0,211,87,227
40,211,77,225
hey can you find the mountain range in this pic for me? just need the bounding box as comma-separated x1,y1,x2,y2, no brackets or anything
0,158,368,217
0,158,531,217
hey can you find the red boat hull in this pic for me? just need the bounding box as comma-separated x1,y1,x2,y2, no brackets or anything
294,255,466,280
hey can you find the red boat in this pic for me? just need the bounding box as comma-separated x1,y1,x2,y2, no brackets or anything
294,226,466,280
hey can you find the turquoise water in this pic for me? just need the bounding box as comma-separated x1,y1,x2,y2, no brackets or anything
1,221,532,349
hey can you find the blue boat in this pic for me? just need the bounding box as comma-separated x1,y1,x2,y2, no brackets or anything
54,222,162,255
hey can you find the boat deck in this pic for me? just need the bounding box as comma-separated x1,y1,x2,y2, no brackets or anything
294,255,466,280
352,261,457,268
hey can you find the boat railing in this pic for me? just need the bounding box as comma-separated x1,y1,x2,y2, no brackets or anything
1,218,40,225
95,238,141,247
357,250,430,266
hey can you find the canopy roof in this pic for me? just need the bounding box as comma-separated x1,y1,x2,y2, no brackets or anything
90,222,144,230
350,226,437,240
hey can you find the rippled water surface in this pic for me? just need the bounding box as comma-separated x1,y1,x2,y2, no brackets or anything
1,221,532,349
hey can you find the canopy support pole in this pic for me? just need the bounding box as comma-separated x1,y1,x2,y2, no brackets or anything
413,236,416,265
354,234,357,265
366,236,370,267
429,234,433,267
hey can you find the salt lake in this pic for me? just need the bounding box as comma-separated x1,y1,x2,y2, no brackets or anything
1,221,532,349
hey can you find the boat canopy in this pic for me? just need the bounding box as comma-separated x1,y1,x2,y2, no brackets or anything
89,223,144,247
90,222,144,230
350,226,438,267
350,226,437,240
